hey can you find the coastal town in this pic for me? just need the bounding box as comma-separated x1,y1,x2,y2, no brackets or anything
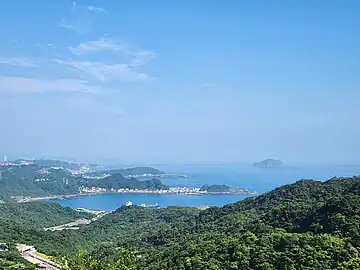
80,186,255,195
0,157,257,207
15,186,255,203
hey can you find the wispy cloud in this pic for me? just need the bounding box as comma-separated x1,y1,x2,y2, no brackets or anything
67,39,157,80
87,5,107,13
0,77,102,94
130,50,157,67
69,39,123,55
54,59,153,82
58,20,90,34
71,2,107,13
0,57,38,67
58,2,106,34
69,39,157,66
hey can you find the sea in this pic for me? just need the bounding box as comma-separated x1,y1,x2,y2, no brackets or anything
47,164,360,212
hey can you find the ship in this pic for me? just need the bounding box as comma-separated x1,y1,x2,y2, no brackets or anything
185,192,201,196
125,201,159,208
139,203,160,208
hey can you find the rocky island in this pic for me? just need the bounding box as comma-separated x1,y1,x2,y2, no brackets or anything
253,158,283,168
199,184,254,194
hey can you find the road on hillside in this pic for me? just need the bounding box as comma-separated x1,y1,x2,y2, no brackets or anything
16,244,61,270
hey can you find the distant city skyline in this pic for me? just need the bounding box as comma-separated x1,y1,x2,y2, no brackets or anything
1,1,360,165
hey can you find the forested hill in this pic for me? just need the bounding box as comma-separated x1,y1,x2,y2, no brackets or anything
101,166,165,176
2,176,360,269
34,176,360,269
86,173,168,190
0,164,170,200
0,202,93,230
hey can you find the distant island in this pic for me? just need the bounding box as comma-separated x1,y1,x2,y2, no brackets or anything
253,159,283,168
199,184,253,194
200,184,232,193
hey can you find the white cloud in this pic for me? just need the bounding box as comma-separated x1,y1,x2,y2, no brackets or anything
69,39,157,66
0,77,102,94
71,2,106,13
59,2,106,34
70,1,107,13
67,39,157,80
54,59,153,82
87,5,107,13
37,43,55,49
69,39,123,55
0,57,38,67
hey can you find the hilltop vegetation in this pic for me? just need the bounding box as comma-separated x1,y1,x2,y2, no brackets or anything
0,202,92,268
120,166,165,176
0,164,170,200
0,164,81,199
0,202,93,230
0,244,35,270
86,173,169,190
102,166,165,176
64,176,360,269
3,175,360,269
200,184,232,192
2,176,360,269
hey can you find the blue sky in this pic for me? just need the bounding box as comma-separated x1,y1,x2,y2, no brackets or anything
0,0,359,165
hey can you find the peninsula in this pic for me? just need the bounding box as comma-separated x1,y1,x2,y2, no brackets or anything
1,159,256,202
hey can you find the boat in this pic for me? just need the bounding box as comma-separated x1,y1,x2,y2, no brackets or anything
185,192,201,196
139,203,160,208
147,203,160,208
125,201,133,206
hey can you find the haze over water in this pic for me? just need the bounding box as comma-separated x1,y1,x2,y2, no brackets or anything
49,164,360,211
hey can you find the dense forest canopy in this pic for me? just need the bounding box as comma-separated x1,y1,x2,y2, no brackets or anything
2,176,360,269
113,167,165,176
200,184,232,192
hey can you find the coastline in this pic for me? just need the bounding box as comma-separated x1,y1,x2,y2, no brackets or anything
15,189,257,203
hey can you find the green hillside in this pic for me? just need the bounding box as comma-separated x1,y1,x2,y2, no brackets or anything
0,165,170,200
103,167,165,176
62,176,360,269
2,176,360,269
0,202,93,229
86,173,169,190
120,166,165,176
0,164,81,198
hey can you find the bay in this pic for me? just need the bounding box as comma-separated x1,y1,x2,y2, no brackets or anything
48,164,360,211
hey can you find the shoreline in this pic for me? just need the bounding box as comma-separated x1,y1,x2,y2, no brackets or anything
16,190,257,203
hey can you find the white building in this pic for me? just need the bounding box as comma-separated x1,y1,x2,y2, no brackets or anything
3,156,7,162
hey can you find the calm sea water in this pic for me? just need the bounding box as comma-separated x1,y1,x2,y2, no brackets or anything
47,164,360,211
